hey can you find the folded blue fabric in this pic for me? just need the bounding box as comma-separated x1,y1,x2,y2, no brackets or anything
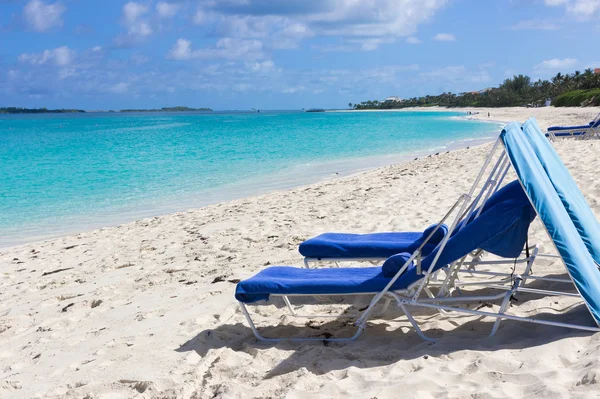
298,223,448,259
381,252,413,278
235,266,404,303
523,118,600,266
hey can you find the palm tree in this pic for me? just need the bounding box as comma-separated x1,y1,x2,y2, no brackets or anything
348,102,352,108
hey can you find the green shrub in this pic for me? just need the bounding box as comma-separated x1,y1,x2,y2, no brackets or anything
553,89,600,107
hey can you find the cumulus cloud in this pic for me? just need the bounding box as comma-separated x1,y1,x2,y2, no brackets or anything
168,38,265,61
534,58,578,71
433,33,456,41
156,2,179,18
188,0,446,50
406,36,421,44
123,2,147,24
23,0,65,32
18,46,73,66
114,2,153,46
544,0,600,20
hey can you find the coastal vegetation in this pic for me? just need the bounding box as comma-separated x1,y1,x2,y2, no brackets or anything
0,107,85,114
353,68,600,109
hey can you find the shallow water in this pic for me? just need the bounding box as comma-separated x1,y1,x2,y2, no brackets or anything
0,110,498,246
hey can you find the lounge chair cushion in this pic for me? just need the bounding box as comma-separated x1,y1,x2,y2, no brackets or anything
548,124,592,132
235,266,402,303
381,252,413,278
298,223,448,259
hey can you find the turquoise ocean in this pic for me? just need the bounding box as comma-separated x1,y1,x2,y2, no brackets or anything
0,110,498,247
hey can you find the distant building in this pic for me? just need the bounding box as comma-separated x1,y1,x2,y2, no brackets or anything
478,87,494,94
595,68,600,75
384,96,402,102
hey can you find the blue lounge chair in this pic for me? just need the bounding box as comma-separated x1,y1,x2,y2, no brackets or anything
236,179,536,341
545,112,600,140
235,123,600,342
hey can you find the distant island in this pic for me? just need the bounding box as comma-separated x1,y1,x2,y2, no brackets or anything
0,107,85,114
305,108,325,112
0,106,213,115
119,106,212,113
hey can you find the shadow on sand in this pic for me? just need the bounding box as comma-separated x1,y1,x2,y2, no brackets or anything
176,272,596,378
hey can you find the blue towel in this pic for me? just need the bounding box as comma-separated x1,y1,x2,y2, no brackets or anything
298,223,448,259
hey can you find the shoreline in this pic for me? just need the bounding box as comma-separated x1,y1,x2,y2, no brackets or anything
1,125,497,249
329,105,600,130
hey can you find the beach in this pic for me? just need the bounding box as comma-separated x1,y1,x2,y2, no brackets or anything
1,106,600,398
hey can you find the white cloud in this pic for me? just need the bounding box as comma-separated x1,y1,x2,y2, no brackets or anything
156,2,179,18
406,36,421,44
168,38,265,61
433,33,456,41
123,2,147,24
508,19,559,30
18,46,73,67
115,2,152,45
246,60,277,73
193,0,447,47
544,0,600,20
168,38,193,60
23,0,65,32
534,58,578,71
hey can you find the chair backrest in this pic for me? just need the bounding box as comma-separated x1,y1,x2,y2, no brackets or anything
452,180,528,234
522,117,600,266
423,182,536,271
392,181,536,286
502,122,600,326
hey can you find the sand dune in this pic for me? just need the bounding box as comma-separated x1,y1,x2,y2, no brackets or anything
1,107,600,398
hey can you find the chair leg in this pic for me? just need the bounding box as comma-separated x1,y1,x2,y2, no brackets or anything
490,277,522,336
399,303,436,342
239,302,367,342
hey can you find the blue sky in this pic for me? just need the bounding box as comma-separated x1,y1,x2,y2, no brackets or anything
1,0,599,110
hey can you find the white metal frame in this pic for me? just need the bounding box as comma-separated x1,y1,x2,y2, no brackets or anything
239,135,600,342
546,113,600,141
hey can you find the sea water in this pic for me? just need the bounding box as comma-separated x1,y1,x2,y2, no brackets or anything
0,110,498,247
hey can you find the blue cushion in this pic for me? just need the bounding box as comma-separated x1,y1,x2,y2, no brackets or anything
395,196,536,288
548,124,592,131
381,252,413,278
235,266,400,303
298,223,448,259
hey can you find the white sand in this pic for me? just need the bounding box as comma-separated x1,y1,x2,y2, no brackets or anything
1,106,600,398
